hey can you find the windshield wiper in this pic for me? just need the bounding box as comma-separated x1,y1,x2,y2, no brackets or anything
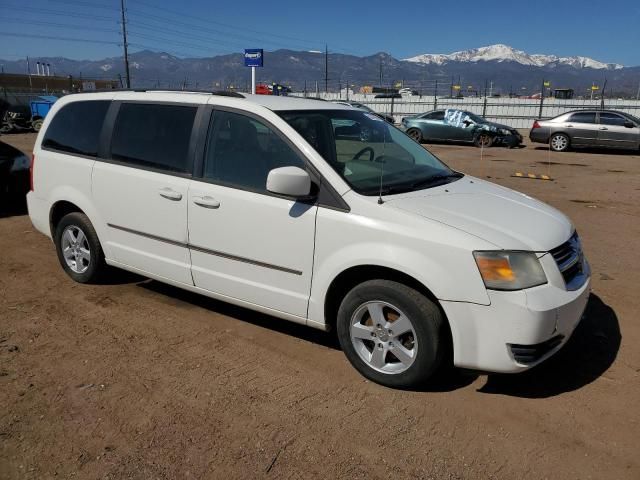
409,171,464,190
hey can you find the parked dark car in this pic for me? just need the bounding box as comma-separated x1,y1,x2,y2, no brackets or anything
529,109,640,152
374,93,401,99
331,101,395,124
0,140,31,201
402,109,522,148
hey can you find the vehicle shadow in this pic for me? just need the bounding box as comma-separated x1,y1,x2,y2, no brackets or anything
533,146,639,156
477,293,620,398
135,280,480,393
0,195,28,218
137,280,342,351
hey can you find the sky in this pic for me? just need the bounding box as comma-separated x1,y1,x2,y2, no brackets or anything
1,0,639,66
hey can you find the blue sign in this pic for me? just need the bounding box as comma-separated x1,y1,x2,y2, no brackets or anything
244,49,264,67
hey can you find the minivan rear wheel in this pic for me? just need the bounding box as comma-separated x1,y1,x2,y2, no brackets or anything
54,212,106,283
549,133,570,152
336,280,444,388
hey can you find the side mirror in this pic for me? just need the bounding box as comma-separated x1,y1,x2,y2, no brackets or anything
266,166,312,198
623,120,634,128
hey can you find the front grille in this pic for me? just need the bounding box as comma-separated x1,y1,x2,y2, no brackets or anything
510,335,564,364
550,232,584,287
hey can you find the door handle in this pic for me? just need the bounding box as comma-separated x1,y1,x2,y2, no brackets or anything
599,127,608,130
193,196,221,209
159,187,182,201
566,124,573,128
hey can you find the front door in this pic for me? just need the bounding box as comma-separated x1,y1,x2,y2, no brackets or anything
188,109,317,318
92,102,199,284
597,112,640,149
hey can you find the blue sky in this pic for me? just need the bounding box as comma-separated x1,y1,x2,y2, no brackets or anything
0,0,639,65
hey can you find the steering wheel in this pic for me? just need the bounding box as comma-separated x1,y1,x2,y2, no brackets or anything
353,146,375,162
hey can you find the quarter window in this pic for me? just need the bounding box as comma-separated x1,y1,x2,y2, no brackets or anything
204,110,305,192
567,112,596,124
42,100,110,157
110,103,197,173
599,113,626,126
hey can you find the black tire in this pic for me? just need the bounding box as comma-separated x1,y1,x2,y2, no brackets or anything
474,133,494,148
549,132,570,152
406,128,423,143
54,212,107,283
32,119,43,133
336,279,445,389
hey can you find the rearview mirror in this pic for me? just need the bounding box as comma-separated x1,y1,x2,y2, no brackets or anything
623,120,634,128
266,166,312,198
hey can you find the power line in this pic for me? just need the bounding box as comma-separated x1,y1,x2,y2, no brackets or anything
131,0,321,49
0,31,120,45
1,17,120,34
126,9,321,52
0,3,118,21
48,0,120,10
130,22,250,51
127,32,224,54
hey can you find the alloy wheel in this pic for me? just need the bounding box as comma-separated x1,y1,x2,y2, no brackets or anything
349,301,418,374
61,225,91,274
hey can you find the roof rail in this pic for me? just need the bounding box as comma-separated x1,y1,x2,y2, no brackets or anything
72,88,245,98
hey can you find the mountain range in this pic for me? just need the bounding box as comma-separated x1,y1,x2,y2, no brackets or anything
405,44,624,70
1,44,638,96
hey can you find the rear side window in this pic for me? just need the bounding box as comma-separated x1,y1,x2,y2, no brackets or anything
599,112,626,126
567,112,596,124
42,100,110,157
422,111,445,120
110,103,197,173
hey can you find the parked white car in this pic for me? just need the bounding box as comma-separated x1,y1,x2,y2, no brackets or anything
27,91,591,388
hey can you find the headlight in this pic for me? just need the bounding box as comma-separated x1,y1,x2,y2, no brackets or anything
499,128,512,135
473,251,547,290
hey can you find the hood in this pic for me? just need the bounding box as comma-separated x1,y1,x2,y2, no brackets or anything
482,120,514,131
384,176,573,251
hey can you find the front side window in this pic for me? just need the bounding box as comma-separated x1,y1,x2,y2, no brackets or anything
110,103,197,173
42,100,110,157
599,112,626,126
204,110,305,192
280,109,459,195
567,112,596,124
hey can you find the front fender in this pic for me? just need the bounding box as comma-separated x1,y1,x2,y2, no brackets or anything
307,206,492,327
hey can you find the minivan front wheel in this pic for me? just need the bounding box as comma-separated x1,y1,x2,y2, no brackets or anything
550,133,570,152
54,212,106,283
336,280,444,388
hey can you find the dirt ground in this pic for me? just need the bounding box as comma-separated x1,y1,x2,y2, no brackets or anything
1,132,639,479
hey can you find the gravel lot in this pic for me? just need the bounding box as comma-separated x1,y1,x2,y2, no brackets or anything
1,132,639,479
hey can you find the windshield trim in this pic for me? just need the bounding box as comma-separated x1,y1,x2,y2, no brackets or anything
277,109,459,196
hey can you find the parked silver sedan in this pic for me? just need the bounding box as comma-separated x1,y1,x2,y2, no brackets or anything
530,109,640,152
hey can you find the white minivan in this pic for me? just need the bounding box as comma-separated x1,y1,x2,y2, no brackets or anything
27,91,590,388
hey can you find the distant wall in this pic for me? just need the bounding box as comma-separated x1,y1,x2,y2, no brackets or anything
293,92,640,128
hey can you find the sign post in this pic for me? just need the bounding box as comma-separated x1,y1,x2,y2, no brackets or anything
244,49,263,94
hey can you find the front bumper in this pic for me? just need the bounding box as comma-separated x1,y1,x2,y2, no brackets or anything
441,254,591,373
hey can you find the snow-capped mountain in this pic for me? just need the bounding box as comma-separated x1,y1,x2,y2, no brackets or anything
405,44,624,70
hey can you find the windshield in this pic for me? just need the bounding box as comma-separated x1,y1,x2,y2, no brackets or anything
279,109,460,195
463,112,485,123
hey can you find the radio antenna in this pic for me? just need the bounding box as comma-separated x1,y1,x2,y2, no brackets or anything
377,121,387,205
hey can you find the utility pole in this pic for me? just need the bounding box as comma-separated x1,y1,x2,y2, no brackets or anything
324,44,328,94
379,57,383,86
636,81,640,101
120,0,131,88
